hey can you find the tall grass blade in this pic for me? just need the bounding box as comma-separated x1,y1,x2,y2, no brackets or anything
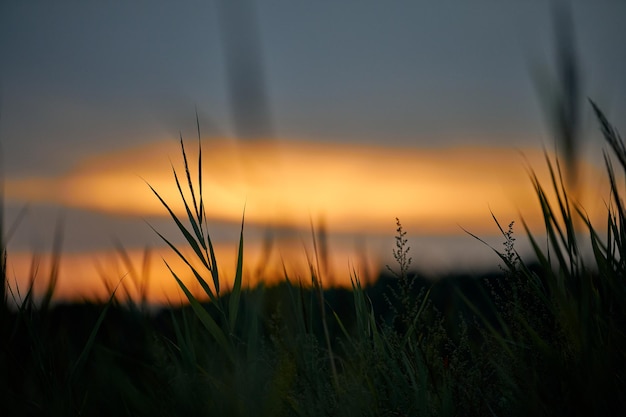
195,111,205,225
69,284,119,384
148,183,209,271
170,167,209,260
179,136,203,233
349,270,374,339
206,230,221,298
604,156,625,221
309,219,339,388
112,240,152,309
164,260,234,363
172,170,204,247
177,138,223,297
228,214,245,333
167,302,198,368
283,275,308,336
147,224,218,305
41,214,64,311
140,246,151,310
590,99,626,169
463,226,518,272
0,140,7,314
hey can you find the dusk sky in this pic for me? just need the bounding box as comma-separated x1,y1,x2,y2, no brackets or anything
1,1,625,303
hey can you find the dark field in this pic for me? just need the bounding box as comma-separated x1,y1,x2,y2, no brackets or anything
2,243,625,417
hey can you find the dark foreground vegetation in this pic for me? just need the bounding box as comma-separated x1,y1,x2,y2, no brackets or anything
1,246,624,417
2,99,626,416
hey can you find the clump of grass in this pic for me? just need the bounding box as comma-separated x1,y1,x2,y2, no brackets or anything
146,93,626,415
385,218,420,333
461,102,626,417
148,131,246,365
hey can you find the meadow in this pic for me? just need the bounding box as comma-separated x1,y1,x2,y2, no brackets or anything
1,28,626,414
0,97,624,416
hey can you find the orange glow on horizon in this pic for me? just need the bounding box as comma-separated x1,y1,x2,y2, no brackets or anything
4,138,613,304
5,238,380,305
4,138,610,235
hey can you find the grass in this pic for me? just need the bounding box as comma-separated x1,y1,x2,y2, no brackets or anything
2,99,625,416
2,39,626,417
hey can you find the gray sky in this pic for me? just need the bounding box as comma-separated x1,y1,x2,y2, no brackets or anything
1,1,624,177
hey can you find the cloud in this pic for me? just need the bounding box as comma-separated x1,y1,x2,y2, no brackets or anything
4,138,609,235
4,138,611,303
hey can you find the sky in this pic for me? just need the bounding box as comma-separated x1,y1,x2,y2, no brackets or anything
0,1,625,304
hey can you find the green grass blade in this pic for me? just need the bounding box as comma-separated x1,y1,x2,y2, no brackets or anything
164,260,234,363
69,284,119,384
284,274,308,335
533,178,572,278
332,310,352,343
112,238,144,308
521,218,551,269
590,99,626,169
179,136,203,230
195,111,205,225
350,270,373,338
39,214,64,311
463,227,516,271
206,232,221,297
228,214,245,333
148,183,210,271
605,155,626,221
147,223,218,305
171,162,208,254
168,304,198,367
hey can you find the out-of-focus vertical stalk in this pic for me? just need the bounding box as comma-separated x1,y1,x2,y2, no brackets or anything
550,3,582,201
310,218,339,389
216,0,273,141
0,81,5,313
0,140,6,314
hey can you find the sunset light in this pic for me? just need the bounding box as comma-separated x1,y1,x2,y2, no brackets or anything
5,138,608,235
3,138,611,304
